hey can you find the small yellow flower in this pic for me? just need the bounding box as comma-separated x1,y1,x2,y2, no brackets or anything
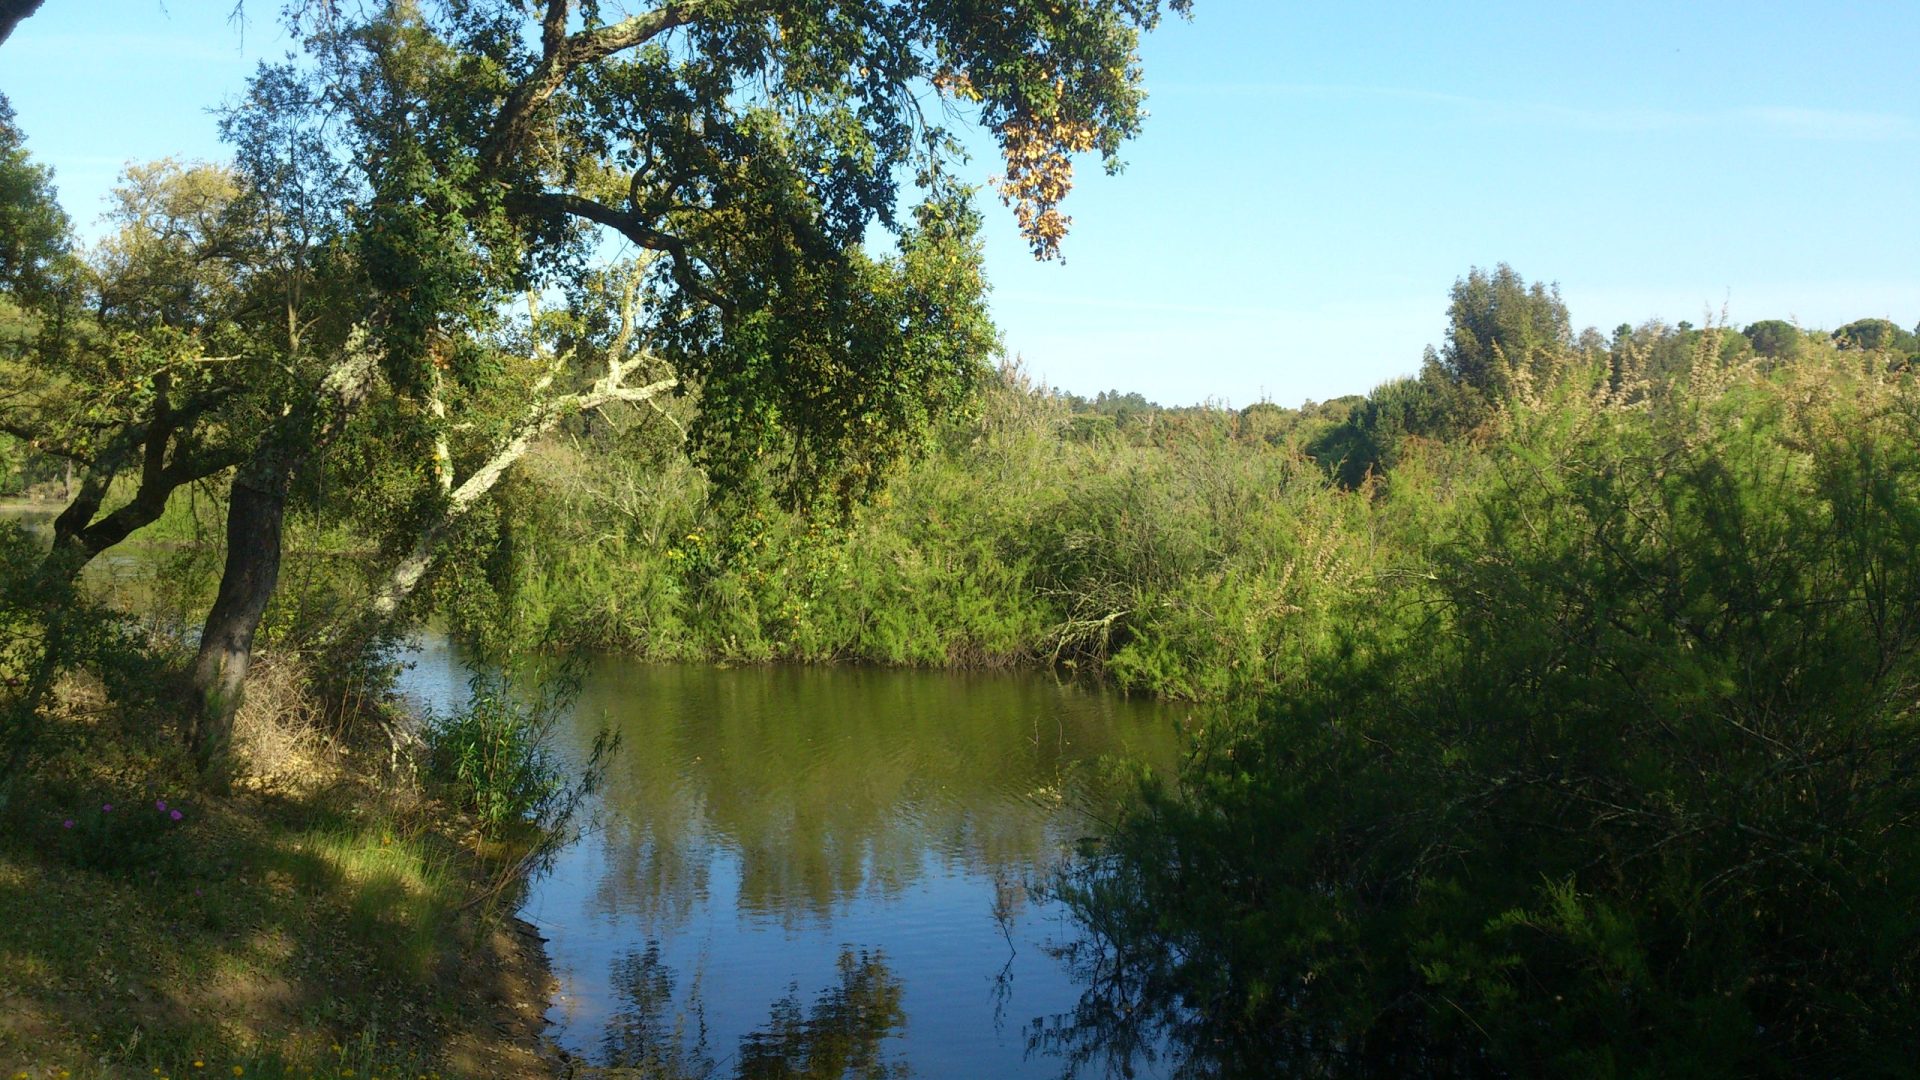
235,1068,246,1077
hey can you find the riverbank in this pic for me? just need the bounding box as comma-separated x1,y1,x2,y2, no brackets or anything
0,665,560,1078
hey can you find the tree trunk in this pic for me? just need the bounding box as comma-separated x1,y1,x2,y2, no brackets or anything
184,336,379,768
186,455,287,767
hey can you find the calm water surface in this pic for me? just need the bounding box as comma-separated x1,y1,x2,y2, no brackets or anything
401,640,1185,1079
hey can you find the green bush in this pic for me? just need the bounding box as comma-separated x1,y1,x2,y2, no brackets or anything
50,793,192,875
0,523,159,791
422,669,571,837
1045,357,1920,1076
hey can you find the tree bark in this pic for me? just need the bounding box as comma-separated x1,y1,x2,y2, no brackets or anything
365,372,674,621
186,336,379,767
186,452,287,767
365,273,665,626
39,371,246,582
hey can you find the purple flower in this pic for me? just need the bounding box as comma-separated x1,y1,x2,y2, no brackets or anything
62,819,75,829
170,809,183,821
156,799,167,812
101,803,113,813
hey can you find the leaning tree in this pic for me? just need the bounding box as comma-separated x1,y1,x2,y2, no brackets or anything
182,0,1193,761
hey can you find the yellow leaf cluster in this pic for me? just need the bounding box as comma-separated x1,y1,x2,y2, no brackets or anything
993,106,1099,261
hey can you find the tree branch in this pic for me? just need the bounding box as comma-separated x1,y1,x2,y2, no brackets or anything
480,0,703,176
0,0,46,50
366,362,676,620
0,419,91,465
74,443,250,558
507,189,733,313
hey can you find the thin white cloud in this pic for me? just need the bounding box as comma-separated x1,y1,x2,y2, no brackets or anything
1742,106,1916,142
1158,82,1915,142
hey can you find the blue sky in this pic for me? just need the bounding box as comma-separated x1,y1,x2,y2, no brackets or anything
6,1,1917,406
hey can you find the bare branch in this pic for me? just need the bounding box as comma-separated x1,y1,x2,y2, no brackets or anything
365,357,676,621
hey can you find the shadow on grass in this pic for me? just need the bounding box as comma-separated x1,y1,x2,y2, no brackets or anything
0,703,552,1079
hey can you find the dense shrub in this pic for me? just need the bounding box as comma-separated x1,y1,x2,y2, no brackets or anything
1044,356,1920,1077
0,523,159,790
422,669,572,837
457,373,1371,702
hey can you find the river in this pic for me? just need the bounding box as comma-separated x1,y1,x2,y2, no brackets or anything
400,638,1186,1079
0,501,1187,1077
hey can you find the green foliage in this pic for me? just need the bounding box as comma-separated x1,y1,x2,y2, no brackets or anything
0,523,156,787
1046,351,1920,1076
48,792,191,875
438,367,1374,702
0,93,71,304
422,668,573,837
1434,262,1573,397
233,0,1189,524
1744,318,1806,360
1307,373,1452,487
1832,316,1917,355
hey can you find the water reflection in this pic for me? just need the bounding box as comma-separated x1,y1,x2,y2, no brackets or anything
399,644,1186,1078
601,941,717,1077
562,663,1178,926
736,950,907,1080
601,944,909,1079
1025,937,1187,1080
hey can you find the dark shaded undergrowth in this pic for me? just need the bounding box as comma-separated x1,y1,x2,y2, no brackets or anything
1041,350,1920,1077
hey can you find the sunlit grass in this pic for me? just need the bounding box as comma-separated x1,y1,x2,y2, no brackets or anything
296,824,460,983
0,703,539,1078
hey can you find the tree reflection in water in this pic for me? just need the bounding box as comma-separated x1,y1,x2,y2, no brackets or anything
602,942,717,1077
603,943,909,1079
1026,930,1185,1080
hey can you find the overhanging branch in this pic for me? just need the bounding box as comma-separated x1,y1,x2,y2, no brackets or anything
0,0,46,50
365,357,677,620
509,190,733,313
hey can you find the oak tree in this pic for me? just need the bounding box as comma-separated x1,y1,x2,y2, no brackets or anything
181,0,1191,758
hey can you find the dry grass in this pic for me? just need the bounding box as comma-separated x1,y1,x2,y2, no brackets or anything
229,658,337,796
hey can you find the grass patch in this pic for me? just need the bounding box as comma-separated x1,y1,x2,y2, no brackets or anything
0,677,554,1079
